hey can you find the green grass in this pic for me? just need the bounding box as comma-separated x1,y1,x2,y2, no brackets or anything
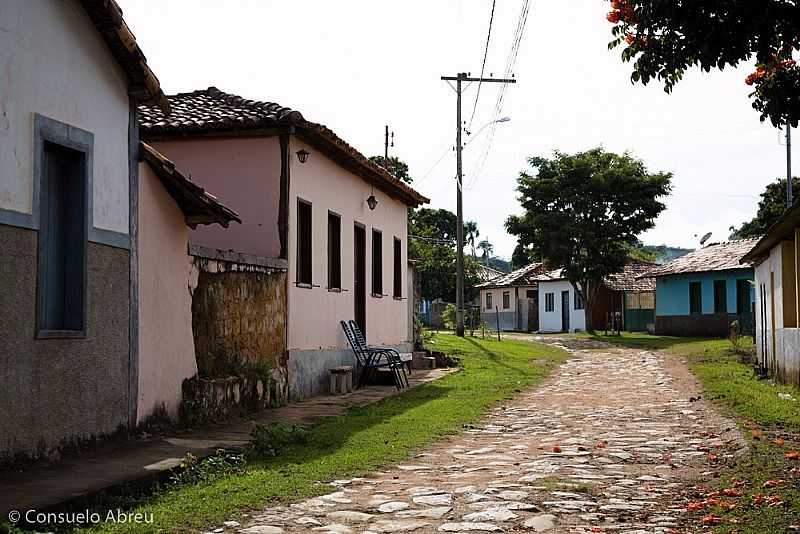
84,334,567,533
582,332,800,533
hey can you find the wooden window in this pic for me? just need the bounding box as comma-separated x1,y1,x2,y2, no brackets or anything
37,141,88,337
689,281,702,314
736,279,752,315
713,280,727,313
574,290,584,310
372,229,383,295
502,291,510,309
526,289,536,298
327,212,341,290
486,292,492,310
393,238,402,298
545,292,555,312
296,199,312,286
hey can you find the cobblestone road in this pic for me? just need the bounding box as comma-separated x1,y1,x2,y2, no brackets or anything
217,338,744,534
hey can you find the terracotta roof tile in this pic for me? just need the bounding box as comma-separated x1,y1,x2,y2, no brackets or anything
476,263,548,289
602,259,656,291
80,0,167,111
643,238,760,277
476,264,505,283
138,87,428,207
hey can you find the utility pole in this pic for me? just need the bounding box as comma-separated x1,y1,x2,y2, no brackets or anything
441,72,516,337
384,125,393,160
787,124,793,208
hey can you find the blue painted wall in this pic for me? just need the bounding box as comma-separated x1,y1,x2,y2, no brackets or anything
655,268,754,316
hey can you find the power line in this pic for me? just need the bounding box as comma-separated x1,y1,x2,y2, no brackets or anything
467,0,497,130
467,0,532,190
415,144,454,185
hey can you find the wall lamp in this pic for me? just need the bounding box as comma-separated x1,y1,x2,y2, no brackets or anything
296,149,310,164
366,194,378,211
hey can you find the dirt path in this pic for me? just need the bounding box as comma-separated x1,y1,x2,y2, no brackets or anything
223,338,744,534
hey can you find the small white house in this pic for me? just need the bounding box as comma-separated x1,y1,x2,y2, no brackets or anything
537,270,586,333
476,263,546,331
741,208,799,387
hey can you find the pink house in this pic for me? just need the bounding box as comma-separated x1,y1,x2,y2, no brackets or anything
139,88,428,400
136,142,240,422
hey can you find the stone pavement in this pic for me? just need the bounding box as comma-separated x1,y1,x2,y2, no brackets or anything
0,368,451,516
220,338,744,534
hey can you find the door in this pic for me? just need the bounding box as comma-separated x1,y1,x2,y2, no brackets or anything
354,224,367,336
561,290,570,332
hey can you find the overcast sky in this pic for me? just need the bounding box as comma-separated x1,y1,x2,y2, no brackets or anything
119,0,789,259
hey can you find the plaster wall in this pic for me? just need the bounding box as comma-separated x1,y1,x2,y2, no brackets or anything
151,137,282,258
0,225,130,462
754,243,800,386
538,280,586,333
655,269,754,316
0,0,130,234
287,138,409,351
136,164,197,423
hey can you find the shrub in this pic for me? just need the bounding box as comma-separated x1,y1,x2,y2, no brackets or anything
442,304,457,331
170,449,245,486
250,422,309,457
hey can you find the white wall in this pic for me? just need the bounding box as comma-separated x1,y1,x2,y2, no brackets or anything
754,242,800,386
0,0,131,234
538,280,585,333
479,287,518,314
287,137,409,350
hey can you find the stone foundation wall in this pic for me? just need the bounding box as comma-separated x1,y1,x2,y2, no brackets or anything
189,246,289,410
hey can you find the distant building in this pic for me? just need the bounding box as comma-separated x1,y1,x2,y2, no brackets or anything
741,207,800,386
536,260,656,333
476,263,547,331
643,239,758,337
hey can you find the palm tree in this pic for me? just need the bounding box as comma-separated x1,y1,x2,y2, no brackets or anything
477,239,493,267
465,221,479,258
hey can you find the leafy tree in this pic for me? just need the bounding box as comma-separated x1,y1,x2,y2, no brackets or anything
506,148,672,332
606,0,800,127
409,208,481,302
477,239,493,266
511,242,533,270
465,221,480,258
730,177,800,238
369,155,412,183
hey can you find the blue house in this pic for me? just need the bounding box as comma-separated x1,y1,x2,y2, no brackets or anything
643,238,759,337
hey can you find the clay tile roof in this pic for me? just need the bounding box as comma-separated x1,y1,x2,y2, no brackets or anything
476,263,548,289
138,87,429,207
643,238,760,277
79,0,168,112
139,142,241,228
476,264,505,283
602,259,657,291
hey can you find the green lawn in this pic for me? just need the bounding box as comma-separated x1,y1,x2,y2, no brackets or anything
83,334,567,533
584,332,800,533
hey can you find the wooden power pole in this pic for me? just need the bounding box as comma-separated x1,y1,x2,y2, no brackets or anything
441,72,515,337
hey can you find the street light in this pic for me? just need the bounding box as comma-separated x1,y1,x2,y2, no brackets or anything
464,117,511,146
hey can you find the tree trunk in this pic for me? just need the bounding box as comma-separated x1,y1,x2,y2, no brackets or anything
584,300,595,334
572,279,597,334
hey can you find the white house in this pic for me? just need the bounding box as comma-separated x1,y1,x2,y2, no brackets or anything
536,270,587,333
741,207,800,387
0,0,168,462
476,263,546,331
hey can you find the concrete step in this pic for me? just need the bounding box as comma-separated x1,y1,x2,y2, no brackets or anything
412,351,436,370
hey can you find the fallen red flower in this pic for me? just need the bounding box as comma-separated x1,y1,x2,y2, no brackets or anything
762,479,784,488
700,514,721,525
785,450,800,459
722,487,743,497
